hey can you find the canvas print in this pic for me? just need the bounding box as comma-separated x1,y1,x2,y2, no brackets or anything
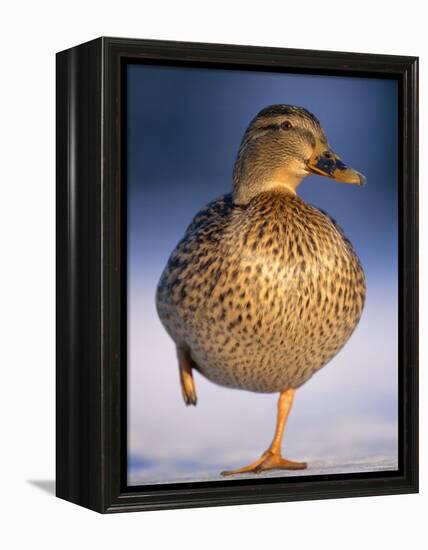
127,64,398,485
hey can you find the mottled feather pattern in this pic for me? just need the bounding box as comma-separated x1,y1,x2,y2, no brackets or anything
156,190,366,393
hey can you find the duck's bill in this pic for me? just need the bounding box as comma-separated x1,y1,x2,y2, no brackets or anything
306,151,366,186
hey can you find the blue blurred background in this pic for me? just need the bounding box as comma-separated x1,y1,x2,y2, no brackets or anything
127,63,398,485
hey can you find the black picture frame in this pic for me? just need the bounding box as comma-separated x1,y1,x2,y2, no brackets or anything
56,37,419,513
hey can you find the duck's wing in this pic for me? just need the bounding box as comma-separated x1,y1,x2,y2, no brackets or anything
182,193,237,239
156,193,238,315
316,206,364,269
158,193,238,290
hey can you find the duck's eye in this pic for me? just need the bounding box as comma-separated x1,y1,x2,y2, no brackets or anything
281,121,293,130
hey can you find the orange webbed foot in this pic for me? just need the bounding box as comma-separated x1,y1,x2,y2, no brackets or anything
221,451,307,476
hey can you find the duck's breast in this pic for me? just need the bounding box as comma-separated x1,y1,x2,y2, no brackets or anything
157,191,366,393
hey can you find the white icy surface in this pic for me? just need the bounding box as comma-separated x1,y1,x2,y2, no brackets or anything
129,456,398,486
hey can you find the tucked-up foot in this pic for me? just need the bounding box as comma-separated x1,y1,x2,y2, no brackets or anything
181,370,197,405
177,346,198,406
221,451,307,476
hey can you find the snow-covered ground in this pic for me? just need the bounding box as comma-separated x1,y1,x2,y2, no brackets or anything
129,456,398,485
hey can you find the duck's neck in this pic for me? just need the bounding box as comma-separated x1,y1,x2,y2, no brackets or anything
233,164,304,205
233,138,306,205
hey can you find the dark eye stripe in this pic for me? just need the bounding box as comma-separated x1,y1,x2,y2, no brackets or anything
258,123,281,132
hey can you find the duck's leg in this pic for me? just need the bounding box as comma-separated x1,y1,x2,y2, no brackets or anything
177,346,197,406
221,388,307,475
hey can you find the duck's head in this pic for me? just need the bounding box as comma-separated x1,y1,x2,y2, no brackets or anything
232,105,365,205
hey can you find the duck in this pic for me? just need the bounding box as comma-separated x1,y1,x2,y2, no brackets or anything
156,105,366,475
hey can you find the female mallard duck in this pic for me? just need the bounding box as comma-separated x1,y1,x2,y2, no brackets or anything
156,105,366,475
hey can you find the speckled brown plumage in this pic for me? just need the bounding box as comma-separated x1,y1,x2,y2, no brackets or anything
156,190,365,393
155,104,366,474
